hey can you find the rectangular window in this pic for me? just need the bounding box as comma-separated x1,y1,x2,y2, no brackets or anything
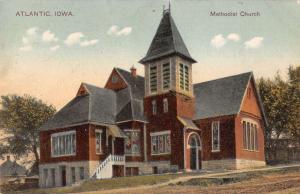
152,100,157,115
243,120,258,151
254,125,258,150
180,63,189,91
95,129,102,154
51,168,55,187
151,131,171,155
43,169,48,187
162,63,170,90
243,121,247,149
79,167,84,180
71,167,76,183
163,98,168,113
150,65,157,93
211,121,220,152
51,131,76,157
247,122,250,150
124,130,141,155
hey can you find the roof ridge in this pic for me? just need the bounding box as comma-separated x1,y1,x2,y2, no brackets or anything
194,71,253,86
115,67,144,79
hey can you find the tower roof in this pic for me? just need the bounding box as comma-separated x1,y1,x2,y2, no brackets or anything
139,10,196,64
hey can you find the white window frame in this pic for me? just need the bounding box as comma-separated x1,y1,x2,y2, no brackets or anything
124,129,141,156
179,63,190,91
152,100,157,115
95,129,103,155
51,130,76,157
242,118,259,152
211,121,220,152
162,62,171,91
149,64,158,94
150,130,171,155
163,98,168,113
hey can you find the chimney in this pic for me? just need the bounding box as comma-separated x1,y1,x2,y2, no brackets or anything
7,155,10,161
130,65,137,77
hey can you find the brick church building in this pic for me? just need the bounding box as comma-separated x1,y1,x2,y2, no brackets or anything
39,8,267,187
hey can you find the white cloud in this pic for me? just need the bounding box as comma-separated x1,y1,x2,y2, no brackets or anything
116,27,132,36
19,45,32,51
107,25,132,36
22,37,29,44
107,25,119,35
244,37,264,49
64,32,84,46
26,27,38,36
50,45,60,51
80,39,98,47
297,0,300,5
227,33,240,42
211,34,226,48
42,30,58,43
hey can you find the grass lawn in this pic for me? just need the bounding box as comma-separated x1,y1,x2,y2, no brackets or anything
11,172,194,194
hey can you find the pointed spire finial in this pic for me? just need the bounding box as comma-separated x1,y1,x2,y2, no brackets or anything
169,0,171,12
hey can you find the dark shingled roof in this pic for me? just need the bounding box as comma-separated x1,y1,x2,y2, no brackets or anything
139,11,196,64
40,68,266,131
115,68,146,122
40,68,146,131
0,159,27,177
40,84,116,130
194,72,252,120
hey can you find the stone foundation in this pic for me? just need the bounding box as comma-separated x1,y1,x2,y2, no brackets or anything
125,161,171,175
202,159,266,170
39,161,100,188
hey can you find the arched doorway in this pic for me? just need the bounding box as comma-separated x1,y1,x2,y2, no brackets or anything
188,133,201,170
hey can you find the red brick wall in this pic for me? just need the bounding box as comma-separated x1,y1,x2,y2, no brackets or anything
235,114,265,161
88,124,111,161
117,121,145,162
40,124,126,164
240,79,262,118
144,92,193,169
104,68,128,91
40,125,90,164
194,115,236,161
235,79,265,161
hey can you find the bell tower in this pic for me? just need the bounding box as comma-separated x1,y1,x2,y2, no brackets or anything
139,7,197,119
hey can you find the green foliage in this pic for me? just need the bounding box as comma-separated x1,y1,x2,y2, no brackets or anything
0,94,56,165
258,65,300,160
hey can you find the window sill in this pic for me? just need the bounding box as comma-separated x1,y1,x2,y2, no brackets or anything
211,150,220,153
243,149,259,152
51,153,76,158
151,153,171,156
125,153,141,156
96,152,104,155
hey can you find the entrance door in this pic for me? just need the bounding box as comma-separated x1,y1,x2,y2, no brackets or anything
188,133,201,170
190,147,197,170
61,166,66,186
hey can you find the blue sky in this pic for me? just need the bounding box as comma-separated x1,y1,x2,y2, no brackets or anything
0,0,299,108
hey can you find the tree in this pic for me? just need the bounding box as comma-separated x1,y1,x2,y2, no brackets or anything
258,65,300,161
0,94,56,170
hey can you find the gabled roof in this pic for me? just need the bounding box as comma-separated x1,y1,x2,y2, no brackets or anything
194,72,252,120
139,11,196,64
40,68,147,131
0,159,27,177
115,68,146,122
40,84,116,131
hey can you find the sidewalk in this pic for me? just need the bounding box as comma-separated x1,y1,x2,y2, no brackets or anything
79,163,300,194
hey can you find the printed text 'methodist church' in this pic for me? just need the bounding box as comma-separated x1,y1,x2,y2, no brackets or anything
39,8,267,187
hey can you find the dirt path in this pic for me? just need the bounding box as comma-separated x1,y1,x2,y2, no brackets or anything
80,164,300,194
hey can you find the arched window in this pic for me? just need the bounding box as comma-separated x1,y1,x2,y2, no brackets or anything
188,134,200,148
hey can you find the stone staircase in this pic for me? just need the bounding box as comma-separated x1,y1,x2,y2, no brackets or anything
92,154,125,179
